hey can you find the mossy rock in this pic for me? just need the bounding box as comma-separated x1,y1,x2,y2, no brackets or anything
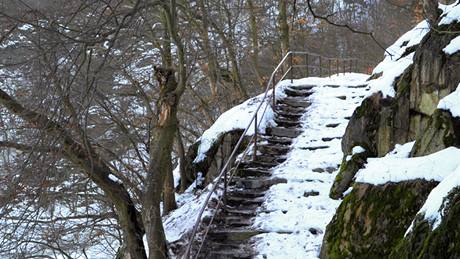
390,187,460,258
321,180,437,258
411,109,460,157
329,150,370,199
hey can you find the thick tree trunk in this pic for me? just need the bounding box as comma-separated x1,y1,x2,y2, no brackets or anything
197,0,219,98
163,153,177,214
144,67,179,259
247,0,263,87
279,0,290,57
176,129,189,193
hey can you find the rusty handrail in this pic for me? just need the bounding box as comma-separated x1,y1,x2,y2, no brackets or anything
183,50,361,258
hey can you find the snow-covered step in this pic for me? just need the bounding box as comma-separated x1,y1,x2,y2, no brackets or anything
289,84,315,90
232,176,287,189
284,87,313,97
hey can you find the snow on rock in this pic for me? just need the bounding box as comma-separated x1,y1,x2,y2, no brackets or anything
438,83,460,117
443,35,460,55
439,1,460,26
193,90,278,163
406,165,460,235
351,146,366,155
355,145,460,185
253,73,370,258
346,145,366,161
367,21,429,98
163,184,219,243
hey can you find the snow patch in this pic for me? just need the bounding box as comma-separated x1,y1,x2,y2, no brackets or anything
439,1,460,26
367,21,429,98
438,83,460,117
443,36,460,55
355,145,460,185
193,90,277,163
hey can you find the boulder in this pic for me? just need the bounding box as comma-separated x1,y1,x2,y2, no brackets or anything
321,180,437,258
390,186,460,259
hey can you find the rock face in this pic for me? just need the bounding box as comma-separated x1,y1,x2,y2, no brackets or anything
411,109,460,156
322,15,460,259
182,130,248,189
322,181,437,258
390,186,460,259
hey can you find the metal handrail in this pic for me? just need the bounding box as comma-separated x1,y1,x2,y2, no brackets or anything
183,50,361,258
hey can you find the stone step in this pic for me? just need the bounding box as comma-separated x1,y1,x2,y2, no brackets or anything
289,84,315,90
266,127,302,138
278,98,311,108
300,145,329,151
226,188,266,199
275,103,306,114
347,84,368,88
224,196,265,206
237,167,272,177
274,110,303,120
232,176,287,189
285,87,313,97
326,123,340,128
240,159,279,168
260,135,293,145
204,248,255,259
223,207,257,217
257,145,291,156
213,215,255,228
208,228,266,242
322,136,341,142
274,117,302,128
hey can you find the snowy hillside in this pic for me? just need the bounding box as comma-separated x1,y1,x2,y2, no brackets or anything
164,73,372,258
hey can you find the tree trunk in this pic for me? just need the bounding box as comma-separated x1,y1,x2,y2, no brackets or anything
144,67,179,259
176,129,189,193
279,0,290,57
163,153,177,214
247,0,263,87
197,0,219,98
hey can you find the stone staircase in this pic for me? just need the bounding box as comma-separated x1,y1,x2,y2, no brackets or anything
197,85,314,258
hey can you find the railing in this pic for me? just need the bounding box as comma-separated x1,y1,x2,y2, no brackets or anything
183,51,361,258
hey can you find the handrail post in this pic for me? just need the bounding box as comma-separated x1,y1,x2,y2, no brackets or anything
342,58,345,75
336,58,339,75
253,113,258,161
223,170,227,205
305,53,309,78
272,80,276,107
328,59,331,77
290,53,293,83
319,56,322,77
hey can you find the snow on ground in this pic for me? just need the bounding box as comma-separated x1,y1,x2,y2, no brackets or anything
193,88,281,163
443,35,460,55
355,145,460,185
439,0,460,26
438,83,460,117
367,21,429,98
252,73,370,259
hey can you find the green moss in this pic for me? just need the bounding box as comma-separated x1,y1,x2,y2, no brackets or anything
322,181,437,258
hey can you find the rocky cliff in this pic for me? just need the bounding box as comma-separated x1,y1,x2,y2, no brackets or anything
322,2,460,258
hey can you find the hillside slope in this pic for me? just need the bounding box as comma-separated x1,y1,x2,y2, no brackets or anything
321,1,460,258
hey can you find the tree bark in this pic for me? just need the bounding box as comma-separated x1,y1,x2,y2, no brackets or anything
197,0,219,98
247,0,263,87
144,67,180,259
279,0,290,57
163,152,177,214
